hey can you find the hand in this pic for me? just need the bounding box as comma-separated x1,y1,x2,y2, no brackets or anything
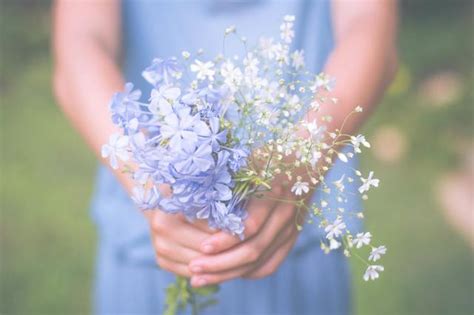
144,210,216,277
188,184,306,287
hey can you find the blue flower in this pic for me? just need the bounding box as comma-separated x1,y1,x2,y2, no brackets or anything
142,58,182,86
132,186,160,210
110,83,142,129
228,146,250,172
207,117,228,150
160,108,200,149
174,143,215,174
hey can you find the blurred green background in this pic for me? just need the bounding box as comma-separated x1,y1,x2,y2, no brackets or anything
1,1,473,314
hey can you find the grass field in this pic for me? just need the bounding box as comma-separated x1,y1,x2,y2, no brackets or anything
1,3,473,315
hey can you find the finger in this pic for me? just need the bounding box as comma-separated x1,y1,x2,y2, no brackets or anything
176,221,216,251
244,232,298,279
153,237,202,265
199,231,241,255
191,219,218,234
149,213,214,252
189,203,295,273
243,197,278,238
190,263,251,287
198,198,277,255
190,225,295,286
156,256,192,278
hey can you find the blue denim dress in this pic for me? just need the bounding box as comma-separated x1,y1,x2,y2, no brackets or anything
91,1,362,314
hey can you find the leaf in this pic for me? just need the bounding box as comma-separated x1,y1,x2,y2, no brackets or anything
164,282,180,315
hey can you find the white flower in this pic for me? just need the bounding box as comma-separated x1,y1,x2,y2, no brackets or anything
369,245,387,262
224,25,236,35
149,85,181,115
333,175,346,192
190,59,215,81
291,50,305,69
259,37,276,59
291,181,310,196
101,134,129,169
283,15,295,22
312,73,335,92
274,43,289,65
310,151,322,169
359,171,380,194
181,51,190,59
363,265,384,281
338,152,348,163
221,61,242,88
243,53,259,75
303,121,325,141
325,217,346,239
280,22,294,43
351,134,371,153
355,106,363,112
353,232,372,248
329,238,341,250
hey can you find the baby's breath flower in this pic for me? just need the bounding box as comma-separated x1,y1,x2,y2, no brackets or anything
181,51,190,59
364,265,384,281
359,171,380,194
291,50,305,69
329,238,341,250
353,232,372,248
369,245,387,262
291,181,310,196
280,21,294,43
190,59,215,80
325,216,346,239
225,25,236,35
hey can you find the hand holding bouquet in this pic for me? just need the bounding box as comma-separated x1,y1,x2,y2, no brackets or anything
102,15,385,315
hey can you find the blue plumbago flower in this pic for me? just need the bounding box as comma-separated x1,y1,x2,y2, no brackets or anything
160,108,201,149
132,186,160,210
200,117,227,150
101,134,129,169
228,146,250,172
202,151,233,201
149,85,181,115
110,83,142,129
174,142,215,174
142,58,182,86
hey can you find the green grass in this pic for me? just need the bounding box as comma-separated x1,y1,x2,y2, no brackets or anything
1,3,473,315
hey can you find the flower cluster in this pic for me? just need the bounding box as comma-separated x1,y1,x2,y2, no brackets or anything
103,16,386,282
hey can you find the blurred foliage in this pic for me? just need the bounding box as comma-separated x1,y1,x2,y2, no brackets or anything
1,1,473,315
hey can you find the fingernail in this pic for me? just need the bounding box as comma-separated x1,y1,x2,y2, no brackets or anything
192,277,207,287
190,264,203,273
202,243,214,254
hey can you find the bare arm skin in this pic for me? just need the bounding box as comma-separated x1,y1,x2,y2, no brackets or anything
52,0,214,278
188,0,398,286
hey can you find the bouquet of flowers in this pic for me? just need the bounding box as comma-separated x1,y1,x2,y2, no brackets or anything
102,15,386,315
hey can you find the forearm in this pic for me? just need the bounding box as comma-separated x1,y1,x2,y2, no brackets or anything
52,1,134,193
309,1,398,136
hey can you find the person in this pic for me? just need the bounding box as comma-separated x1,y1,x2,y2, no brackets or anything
52,0,397,314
